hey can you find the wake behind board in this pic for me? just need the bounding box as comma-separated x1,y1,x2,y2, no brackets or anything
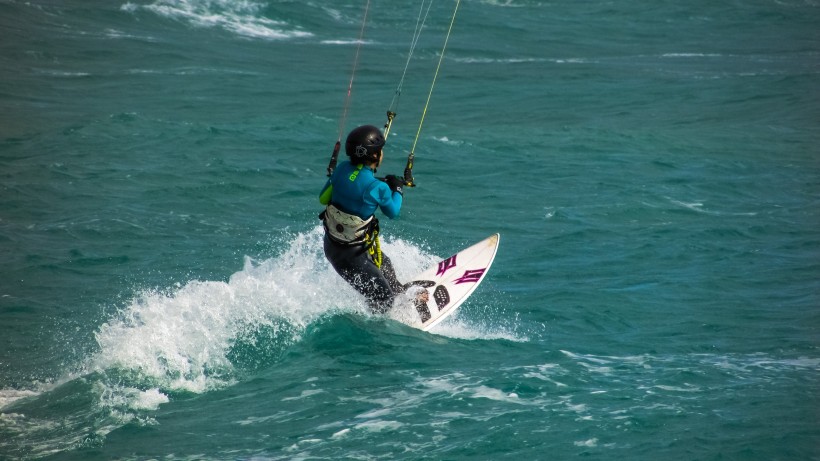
404,233,500,331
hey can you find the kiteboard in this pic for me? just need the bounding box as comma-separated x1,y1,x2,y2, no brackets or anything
402,233,500,331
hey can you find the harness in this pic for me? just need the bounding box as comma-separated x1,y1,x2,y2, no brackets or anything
320,204,383,268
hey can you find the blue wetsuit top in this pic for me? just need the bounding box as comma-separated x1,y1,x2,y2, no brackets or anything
319,161,402,220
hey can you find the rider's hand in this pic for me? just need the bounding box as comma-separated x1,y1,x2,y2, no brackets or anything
385,175,404,195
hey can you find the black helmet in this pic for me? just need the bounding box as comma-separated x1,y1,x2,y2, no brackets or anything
345,125,385,163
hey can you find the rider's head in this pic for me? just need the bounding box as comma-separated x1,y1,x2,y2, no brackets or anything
345,125,385,165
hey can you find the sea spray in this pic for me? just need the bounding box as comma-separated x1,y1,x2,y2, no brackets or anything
88,226,486,389
92,227,340,393
1,227,512,458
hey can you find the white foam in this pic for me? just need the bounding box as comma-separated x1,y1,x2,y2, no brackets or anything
662,53,723,58
281,389,325,401
574,438,598,447
479,0,526,7
91,227,345,393
131,388,170,410
133,0,313,40
454,56,546,64
433,136,463,146
426,317,526,342
520,363,569,388
652,384,701,393
353,419,403,432
666,196,758,216
470,385,522,403
0,389,39,409
320,39,373,46
387,289,426,329
87,227,517,397
331,428,350,438
67,225,515,441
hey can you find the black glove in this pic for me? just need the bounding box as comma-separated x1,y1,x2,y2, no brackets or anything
384,175,404,195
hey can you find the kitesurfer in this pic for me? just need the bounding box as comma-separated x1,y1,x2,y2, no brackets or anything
319,124,426,313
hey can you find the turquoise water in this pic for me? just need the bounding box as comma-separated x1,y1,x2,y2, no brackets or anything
1,0,819,459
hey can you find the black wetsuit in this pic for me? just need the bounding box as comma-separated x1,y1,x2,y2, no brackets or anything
322,237,403,313
319,161,404,312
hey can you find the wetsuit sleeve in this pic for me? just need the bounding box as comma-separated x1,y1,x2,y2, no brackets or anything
319,179,332,205
366,180,402,219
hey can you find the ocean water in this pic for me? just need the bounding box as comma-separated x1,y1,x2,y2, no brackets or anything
1,0,819,459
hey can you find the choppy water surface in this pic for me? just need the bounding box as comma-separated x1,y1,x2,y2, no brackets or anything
1,0,818,459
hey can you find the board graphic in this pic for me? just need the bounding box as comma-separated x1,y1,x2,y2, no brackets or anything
403,234,500,331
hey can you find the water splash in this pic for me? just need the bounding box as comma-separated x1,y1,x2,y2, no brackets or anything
85,227,508,397
91,227,345,393
1,228,512,459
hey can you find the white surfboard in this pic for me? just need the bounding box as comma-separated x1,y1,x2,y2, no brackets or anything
403,234,500,331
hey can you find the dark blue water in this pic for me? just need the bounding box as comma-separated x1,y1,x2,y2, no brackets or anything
1,0,818,459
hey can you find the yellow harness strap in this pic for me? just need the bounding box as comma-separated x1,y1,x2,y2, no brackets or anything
364,227,382,268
